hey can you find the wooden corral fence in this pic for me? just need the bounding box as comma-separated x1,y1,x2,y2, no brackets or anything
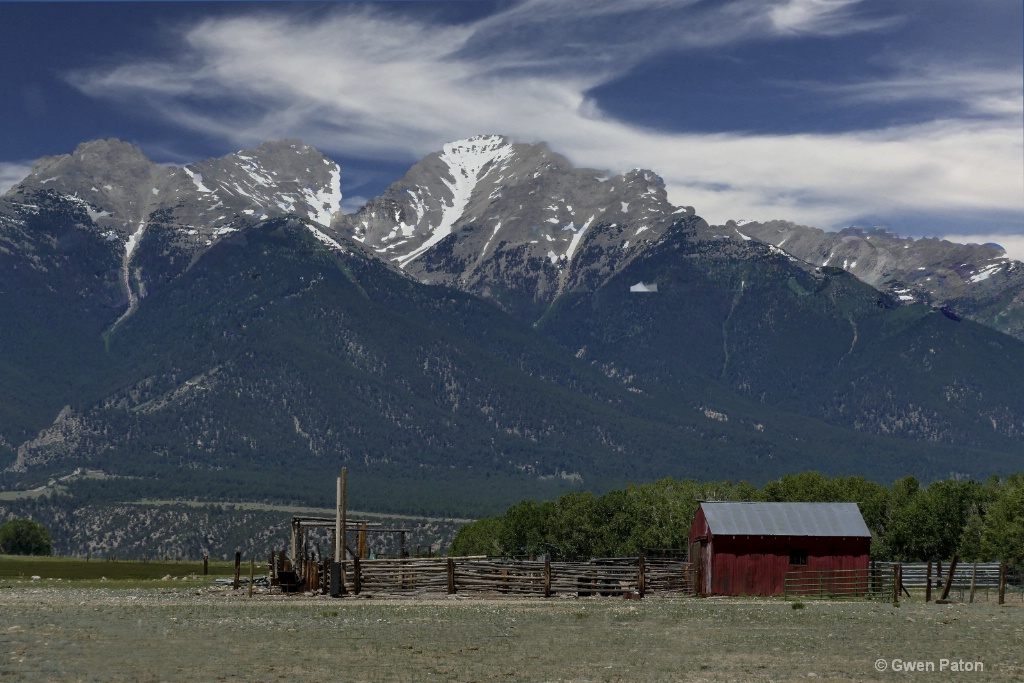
271,554,697,598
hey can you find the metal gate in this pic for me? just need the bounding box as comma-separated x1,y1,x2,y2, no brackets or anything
783,567,896,601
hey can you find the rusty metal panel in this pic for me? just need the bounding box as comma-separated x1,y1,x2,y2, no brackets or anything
699,502,871,538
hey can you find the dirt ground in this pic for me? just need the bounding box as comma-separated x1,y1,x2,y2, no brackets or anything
0,580,1021,682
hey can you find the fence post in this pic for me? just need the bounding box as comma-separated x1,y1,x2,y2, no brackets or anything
638,554,646,597
925,561,932,602
352,557,361,595
203,554,209,576
248,558,255,598
969,562,977,603
893,564,901,605
543,553,551,598
447,557,456,595
233,551,241,590
998,562,1006,605
939,554,958,601
330,562,341,597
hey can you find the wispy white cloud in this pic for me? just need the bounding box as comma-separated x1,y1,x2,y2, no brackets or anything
793,61,1024,118
0,162,33,195
64,0,1023,236
768,0,900,36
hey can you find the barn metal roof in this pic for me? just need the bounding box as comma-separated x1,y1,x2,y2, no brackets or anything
700,502,871,538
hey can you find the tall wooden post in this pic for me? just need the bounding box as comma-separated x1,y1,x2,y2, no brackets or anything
893,564,902,605
290,519,297,567
998,562,1006,605
637,554,646,597
341,467,348,593
352,557,361,595
203,554,209,576
969,562,977,603
233,551,241,590
925,561,932,602
335,476,342,563
543,553,552,598
248,558,255,598
447,558,456,595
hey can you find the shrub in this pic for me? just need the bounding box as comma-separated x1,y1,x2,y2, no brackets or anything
0,518,54,556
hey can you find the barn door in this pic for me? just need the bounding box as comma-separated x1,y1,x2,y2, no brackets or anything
689,541,701,595
690,539,710,596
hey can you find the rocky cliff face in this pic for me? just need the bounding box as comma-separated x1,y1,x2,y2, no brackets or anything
2,138,347,328
336,134,696,321
727,220,1024,341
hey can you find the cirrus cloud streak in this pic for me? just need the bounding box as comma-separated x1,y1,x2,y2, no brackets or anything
66,1,1023,237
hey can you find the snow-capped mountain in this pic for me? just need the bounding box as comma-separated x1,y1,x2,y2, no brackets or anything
2,139,345,322
724,220,1024,341
337,134,695,319
2,134,1024,522
8,138,343,239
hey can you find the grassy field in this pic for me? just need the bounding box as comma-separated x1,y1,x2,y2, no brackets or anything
0,554,236,581
0,577,1021,682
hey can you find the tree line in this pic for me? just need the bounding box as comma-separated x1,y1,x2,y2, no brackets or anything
448,472,1024,568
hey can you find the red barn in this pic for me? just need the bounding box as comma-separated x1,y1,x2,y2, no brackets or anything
688,501,872,596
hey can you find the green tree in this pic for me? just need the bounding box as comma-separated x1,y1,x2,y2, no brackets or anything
0,518,54,556
448,517,504,557
980,475,1024,569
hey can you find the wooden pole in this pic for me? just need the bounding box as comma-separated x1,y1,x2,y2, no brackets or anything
925,561,932,602
248,558,255,598
893,564,901,604
335,476,342,563
290,519,297,567
998,562,1006,605
353,557,361,595
447,557,456,595
638,554,646,597
341,467,348,594
939,554,958,601
543,553,552,598
203,554,209,576
969,562,977,603
233,551,241,590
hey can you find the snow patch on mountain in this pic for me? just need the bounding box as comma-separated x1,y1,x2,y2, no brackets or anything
183,167,212,194
397,135,514,268
302,164,342,227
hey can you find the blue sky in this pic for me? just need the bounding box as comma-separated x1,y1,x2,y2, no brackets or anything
2,1,1022,256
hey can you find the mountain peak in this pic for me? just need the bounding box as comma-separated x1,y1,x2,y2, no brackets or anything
337,134,687,321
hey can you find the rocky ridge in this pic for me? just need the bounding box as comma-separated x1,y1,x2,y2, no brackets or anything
337,134,696,320
725,220,1024,341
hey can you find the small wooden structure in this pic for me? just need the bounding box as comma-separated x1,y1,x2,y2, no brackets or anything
689,501,871,596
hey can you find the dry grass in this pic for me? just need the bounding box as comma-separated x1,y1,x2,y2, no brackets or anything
0,580,1021,682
